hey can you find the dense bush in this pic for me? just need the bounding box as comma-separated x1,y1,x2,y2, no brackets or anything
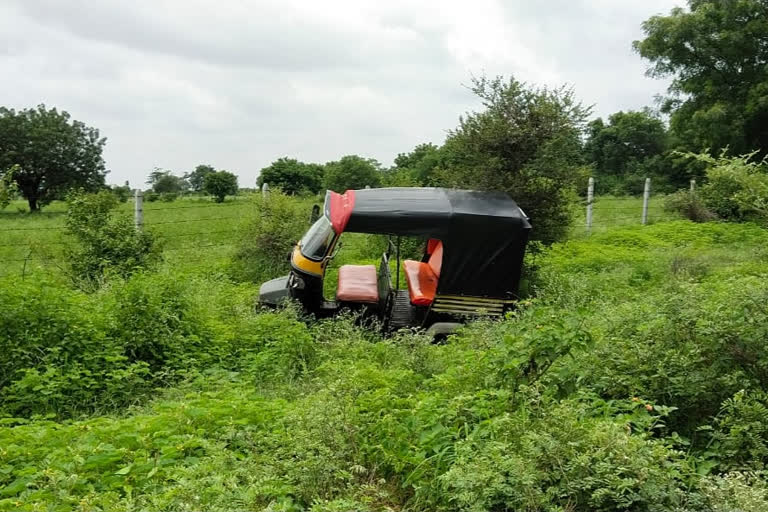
230,192,310,283
65,190,159,288
664,189,717,222
3,215,768,510
435,75,589,244
687,151,768,224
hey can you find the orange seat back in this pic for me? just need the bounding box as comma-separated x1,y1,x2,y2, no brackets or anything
428,241,443,277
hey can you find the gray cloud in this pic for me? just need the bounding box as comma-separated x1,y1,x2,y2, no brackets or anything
0,0,678,186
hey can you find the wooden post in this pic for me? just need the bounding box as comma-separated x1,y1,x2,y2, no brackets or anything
642,177,651,225
134,189,143,230
261,182,269,198
586,177,594,233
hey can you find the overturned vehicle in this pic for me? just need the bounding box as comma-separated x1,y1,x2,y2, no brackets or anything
259,187,531,334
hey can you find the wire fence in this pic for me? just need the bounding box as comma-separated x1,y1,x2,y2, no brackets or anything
0,180,684,278
0,197,252,278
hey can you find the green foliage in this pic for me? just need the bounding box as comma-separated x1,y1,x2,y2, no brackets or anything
146,168,187,196
185,163,216,192
708,391,768,471
635,0,768,157
3,191,768,511
230,192,309,283
0,104,107,211
387,143,443,186
436,75,589,244
203,170,239,202
258,157,325,195
441,397,686,511
0,164,19,210
689,151,768,223
664,189,717,222
585,110,668,183
699,472,768,512
65,190,160,288
324,155,382,192
110,183,132,203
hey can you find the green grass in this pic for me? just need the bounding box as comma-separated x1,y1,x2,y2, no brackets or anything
569,195,680,237
0,196,256,278
2,194,768,510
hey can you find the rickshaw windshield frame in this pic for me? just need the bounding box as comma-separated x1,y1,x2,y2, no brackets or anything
300,216,335,261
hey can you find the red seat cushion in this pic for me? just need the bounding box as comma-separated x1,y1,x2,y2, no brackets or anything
337,264,379,303
403,240,443,306
402,260,438,306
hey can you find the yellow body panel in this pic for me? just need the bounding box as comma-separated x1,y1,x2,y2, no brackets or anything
291,245,324,277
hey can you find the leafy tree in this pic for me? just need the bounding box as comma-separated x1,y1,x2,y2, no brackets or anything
435,75,590,244
185,164,216,192
204,170,239,202
635,0,768,156
257,157,325,195
0,105,107,211
585,110,667,176
324,155,382,193
389,143,443,186
146,169,187,195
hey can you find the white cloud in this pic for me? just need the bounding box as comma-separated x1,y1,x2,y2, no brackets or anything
0,0,679,186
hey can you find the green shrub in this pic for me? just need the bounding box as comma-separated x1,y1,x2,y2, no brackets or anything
230,192,309,283
440,397,687,511
699,472,768,512
0,279,152,417
158,191,177,202
664,190,717,222
684,151,768,223
708,391,768,471
65,190,160,289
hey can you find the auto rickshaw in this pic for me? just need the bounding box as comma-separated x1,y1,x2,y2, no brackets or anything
259,187,531,334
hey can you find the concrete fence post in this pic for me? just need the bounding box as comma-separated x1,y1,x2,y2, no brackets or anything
134,189,143,230
586,177,594,233
261,182,269,198
642,177,651,225
690,179,696,192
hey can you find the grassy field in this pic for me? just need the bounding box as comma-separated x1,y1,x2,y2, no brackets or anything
0,196,257,278
2,194,768,511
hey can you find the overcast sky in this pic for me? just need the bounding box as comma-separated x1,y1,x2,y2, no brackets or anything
1,0,680,186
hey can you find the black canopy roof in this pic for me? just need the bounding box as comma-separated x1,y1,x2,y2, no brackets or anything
328,188,532,299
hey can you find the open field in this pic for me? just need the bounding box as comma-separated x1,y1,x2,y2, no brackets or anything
2,194,768,511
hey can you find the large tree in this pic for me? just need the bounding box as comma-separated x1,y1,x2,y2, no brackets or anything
585,110,668,176
204,170,239,202
185,164,216,192
635,0,768,156
146,168,187,194
0,105,107,211
436,76,589,244
257,157,324,195
323,155,382,193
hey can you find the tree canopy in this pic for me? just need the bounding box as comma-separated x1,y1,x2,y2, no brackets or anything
257,158,324,195
585,110,668,177
323,155,382,193
435,76,589,244
635,0,768,156
204,170,239,202
0,105,107,211
389,143,444,186
185,164,216,192
146,169,187,195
